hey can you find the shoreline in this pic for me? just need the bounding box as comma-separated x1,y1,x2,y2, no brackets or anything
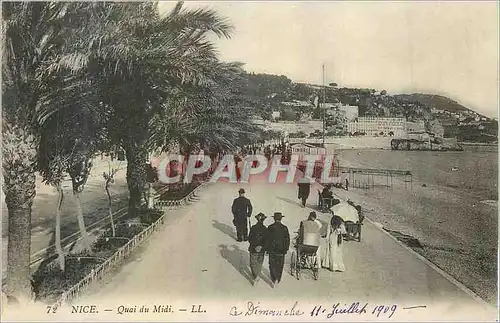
459,142,498,146
328,153,497,306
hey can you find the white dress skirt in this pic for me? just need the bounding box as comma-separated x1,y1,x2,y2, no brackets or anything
321,223,347,272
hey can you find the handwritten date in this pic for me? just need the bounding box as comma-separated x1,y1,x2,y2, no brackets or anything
310,302,397,319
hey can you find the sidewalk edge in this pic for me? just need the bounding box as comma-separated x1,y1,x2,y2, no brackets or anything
364,216,496,310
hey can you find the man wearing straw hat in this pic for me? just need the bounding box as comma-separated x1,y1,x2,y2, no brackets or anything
248,212,269,285
266,212,290,288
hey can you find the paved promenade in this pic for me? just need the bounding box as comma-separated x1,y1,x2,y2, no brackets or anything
4,166,495,321
75,166,495,322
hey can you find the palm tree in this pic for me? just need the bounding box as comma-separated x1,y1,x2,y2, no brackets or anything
92,2,235,216
2,2,104,300
150,61,258,155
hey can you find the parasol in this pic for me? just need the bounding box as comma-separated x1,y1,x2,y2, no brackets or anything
330,202,359,223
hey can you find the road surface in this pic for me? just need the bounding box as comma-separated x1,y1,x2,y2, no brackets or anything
4,165,496,321
75,166,497,322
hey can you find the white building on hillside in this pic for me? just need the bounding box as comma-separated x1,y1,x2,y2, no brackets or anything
319,103,336,110
406,120,425,133
267,120,324,135
320,103,358,122
280,100,313,108
347,117,406,136
338,104,359,121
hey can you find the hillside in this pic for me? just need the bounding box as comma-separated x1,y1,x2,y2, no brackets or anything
394,93,472,114
242,72,497,142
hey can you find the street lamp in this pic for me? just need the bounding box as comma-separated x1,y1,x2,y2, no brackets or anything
322,79,338,148
322,65,326,148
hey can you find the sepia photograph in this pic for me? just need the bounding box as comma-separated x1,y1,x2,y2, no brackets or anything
1,1,498,321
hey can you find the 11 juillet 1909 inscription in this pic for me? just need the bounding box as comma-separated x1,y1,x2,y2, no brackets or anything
229,301,398,319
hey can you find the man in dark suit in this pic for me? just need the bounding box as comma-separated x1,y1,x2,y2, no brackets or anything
266,212,290,288
297,177,312,207
248,212,268,285
231,188,253,241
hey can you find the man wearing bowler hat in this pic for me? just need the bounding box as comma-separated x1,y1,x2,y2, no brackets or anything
248,212,269,285
231,188,253,241
266,212,290,288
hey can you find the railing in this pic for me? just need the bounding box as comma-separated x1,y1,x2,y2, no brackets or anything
50,179,209,309
52,211,166,308
29,207,129,270
153,181,208,210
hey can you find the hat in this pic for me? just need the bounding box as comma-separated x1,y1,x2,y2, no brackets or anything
238,188,245,194
255,212,267,221
273,212,284,220
309,211,317,219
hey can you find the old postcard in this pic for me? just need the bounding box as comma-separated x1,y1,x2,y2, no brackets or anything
1,1,498,322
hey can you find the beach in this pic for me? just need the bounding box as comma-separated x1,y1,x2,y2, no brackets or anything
332,148,498,305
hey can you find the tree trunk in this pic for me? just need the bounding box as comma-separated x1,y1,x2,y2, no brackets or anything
73,191,92,252
69,159,92,252
124,140,147,217
105,183,116,237
2,124,37,301
54,184,65,270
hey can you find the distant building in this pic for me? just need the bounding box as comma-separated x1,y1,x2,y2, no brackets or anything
338,104,359,121
407,132,431,142
406,120,425,133
322,103,358,124
272,110,281,120
347,117,406,136
268,120,323,135
319,103,336,110
431,108,445,114
251,116,266,126
280,100,313,108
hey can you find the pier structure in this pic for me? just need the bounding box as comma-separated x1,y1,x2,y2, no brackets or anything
340,166,413,190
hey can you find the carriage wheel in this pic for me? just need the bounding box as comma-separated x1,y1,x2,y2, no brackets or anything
290,252,296,276
312,257,319,280
295,251,301,280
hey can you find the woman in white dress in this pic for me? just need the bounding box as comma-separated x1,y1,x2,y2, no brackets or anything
322,214,347,272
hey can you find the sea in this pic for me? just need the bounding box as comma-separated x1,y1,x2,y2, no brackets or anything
335,145,498,201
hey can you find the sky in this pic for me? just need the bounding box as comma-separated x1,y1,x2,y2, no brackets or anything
159,1,499,118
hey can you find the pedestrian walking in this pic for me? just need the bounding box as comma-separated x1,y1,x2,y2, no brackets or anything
321,213,347,272
297,176,312,207
231,188,253,241
248,212,269,285
345,178,349,191
266,212,290,288
234,154,242,182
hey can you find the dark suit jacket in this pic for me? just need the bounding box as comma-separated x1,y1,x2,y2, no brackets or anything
248,222,268,253
298,183,311,199
266,222,290,254
231,196,253,219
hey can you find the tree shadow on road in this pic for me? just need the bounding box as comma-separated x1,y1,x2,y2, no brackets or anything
218,244,253,285
212,220,235,240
